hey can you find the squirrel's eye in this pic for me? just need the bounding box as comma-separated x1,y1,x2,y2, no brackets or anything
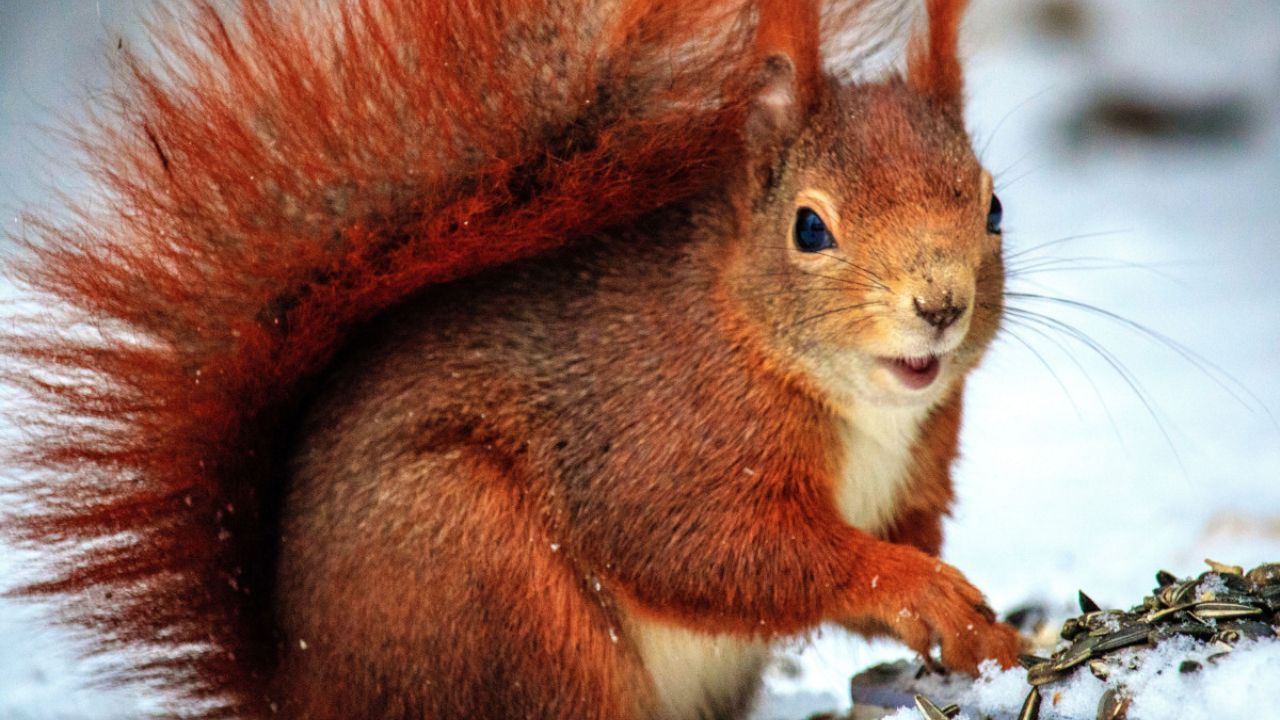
794,208,836,252
986,193,1003,235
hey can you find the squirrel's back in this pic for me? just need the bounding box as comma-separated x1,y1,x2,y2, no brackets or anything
279,215,778,717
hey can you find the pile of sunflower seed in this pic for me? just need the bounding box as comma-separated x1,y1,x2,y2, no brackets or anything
896,558,1280,712
1010,559,1280,719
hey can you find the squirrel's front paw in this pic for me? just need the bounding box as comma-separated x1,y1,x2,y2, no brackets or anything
849,546,1022,674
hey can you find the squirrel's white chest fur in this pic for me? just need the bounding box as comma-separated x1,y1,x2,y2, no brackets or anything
629,405,926,719
629,619,768,720
831,403,928,534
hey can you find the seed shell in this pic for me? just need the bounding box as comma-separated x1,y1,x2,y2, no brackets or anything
1147,622,1215,644
1205,558,1244,576
914,694,949,720
1222,619,1276,641
1093,624,1152,654
1027,663,1068,686
1018,654,1050,669
1097,689,1132,720
1051,635,1101,672
1017,686,1042,720
1190,602,1263,622
1246,562,1280,587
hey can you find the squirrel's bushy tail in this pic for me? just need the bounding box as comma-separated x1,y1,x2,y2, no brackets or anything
1,0,913,714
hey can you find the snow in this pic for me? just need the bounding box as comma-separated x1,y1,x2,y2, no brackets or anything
1195,573,1230,599
2,1,1279,718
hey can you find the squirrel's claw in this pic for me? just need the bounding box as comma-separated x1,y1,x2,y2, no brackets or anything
845,545,1023,675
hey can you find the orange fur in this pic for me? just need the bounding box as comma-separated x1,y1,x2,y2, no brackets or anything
909,0,970,107
755,0,823,111
3,1,1017,717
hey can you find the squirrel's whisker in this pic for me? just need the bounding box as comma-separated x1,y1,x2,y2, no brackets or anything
1006,292,1269,420
998,316,1126,442
787,303,885,330
1004,229,1133,262
993,321,1088,421
1002,305,1185,473
750,243,890,290
1005,255,1187,285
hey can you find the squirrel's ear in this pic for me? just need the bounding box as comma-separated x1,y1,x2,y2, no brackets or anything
907,0,969,109
745,0,822,149
745,53,802,149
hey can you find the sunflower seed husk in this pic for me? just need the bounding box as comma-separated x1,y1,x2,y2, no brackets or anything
1143,601,1198,623
1018,654,1050,669
1196,589,1260,606
939,704,960,719
1051,635,1101,672
1087,657,1112,680
1087,612,1130,636
1221,619,1276,641
914,694,949,720
1060,616,1085,640
1079,590,1102,614
1097,688,1132,720
1205,558,1244,576
1155,569,1179,588
1147,622,1216,644
1246,563,1280,587
1093,624,1153,654
1018,686,1042,720
1212,627,1241,645
1027,663,1069,686
1080,610,1105,628
1190,602,1263,622
1179,659,1202,673
1158,579,1199,608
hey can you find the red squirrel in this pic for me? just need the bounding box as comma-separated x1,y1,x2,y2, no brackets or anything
4,0,1021,717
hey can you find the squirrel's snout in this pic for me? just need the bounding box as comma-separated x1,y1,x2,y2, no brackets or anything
912,295,967,332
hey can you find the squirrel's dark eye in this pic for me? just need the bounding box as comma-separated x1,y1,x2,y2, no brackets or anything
794,208,836,252
986,193,1003,235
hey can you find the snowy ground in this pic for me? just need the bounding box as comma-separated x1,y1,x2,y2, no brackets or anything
2,1,1279,719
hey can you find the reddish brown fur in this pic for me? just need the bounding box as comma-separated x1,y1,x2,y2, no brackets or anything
755,0,823,111
3,0,1016,717
909,0,971,107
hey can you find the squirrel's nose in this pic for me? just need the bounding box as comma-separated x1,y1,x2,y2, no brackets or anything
913,296,966,332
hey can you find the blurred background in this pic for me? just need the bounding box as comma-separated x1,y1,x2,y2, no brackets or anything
2,1,1278,717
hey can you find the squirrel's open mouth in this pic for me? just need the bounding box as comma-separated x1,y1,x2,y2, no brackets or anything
881,355,942,390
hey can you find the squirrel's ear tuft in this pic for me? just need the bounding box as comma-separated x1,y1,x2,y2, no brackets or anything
908,0,969,109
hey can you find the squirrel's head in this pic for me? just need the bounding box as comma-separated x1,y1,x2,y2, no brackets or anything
725,0,1003,411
